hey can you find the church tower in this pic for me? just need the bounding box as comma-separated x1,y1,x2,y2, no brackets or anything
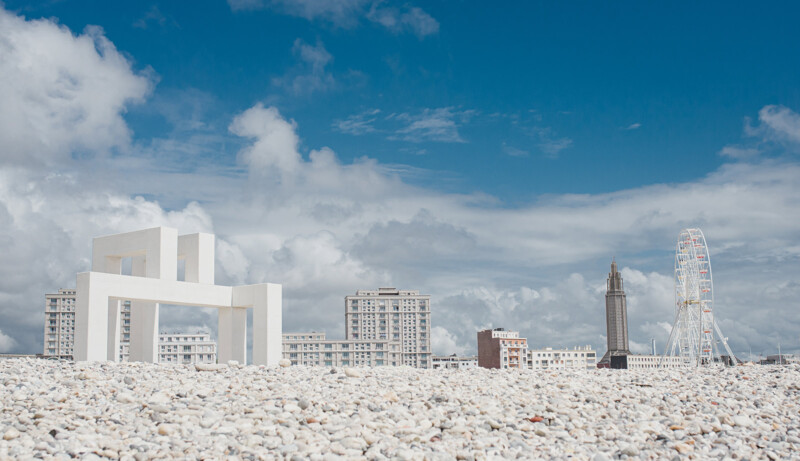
600,259,630,364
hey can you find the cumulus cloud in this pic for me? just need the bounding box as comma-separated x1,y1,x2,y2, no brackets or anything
757,105,800,144
0,329,17,352
229,103,302,174
0,8,153,167
1,5,799,360
431,326,467,356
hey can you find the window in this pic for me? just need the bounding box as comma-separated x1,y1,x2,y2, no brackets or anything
325,344,332,349
183,345,192,352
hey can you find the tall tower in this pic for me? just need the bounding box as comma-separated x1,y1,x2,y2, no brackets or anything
600,259,630,364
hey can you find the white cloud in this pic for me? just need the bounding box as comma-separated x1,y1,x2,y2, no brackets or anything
229,0,438,37
229,103,302,175
431,326,467,356
503,143,529,157
1,6,799,359
0,329,16,352
528,126,572,158
392,107,471,143
719,146,760,159
333,109,380,135
757,105,800,144
624,123,641,130
366,3,439,38
272,39,335,96
0,8,153,167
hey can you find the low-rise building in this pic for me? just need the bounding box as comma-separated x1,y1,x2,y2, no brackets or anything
477,328,529,369
627,354,685,369
598,354,686,369
282,332,401,367
760,354,798,365
432,354,478,369
527,346,596,370
158,333,217,365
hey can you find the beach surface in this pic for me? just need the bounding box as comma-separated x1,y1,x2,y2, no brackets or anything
1,359,798,460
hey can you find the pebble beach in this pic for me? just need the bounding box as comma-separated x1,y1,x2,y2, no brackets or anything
1,359,798,460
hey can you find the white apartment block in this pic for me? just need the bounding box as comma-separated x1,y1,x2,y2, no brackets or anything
44,289,215,364
345,288,432,368
282,332,401,367
527,346,597,370
627,354,685,369
44,289,78,359
158,333,217,365
432,354,478,370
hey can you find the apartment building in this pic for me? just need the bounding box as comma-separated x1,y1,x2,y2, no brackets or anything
432,354,478,370
477,328,529,369
527,346,596,370
345,288,432,368
281,332,401,367
44,289,215,364
158,333,217,365
43,289,78,359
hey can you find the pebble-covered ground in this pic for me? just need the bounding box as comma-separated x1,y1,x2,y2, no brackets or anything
1,359,798,460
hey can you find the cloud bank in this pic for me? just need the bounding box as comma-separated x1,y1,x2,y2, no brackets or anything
1,7,799,361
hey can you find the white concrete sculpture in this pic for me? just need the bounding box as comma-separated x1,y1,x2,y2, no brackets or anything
74,227,282,366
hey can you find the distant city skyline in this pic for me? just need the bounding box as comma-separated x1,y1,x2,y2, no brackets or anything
0,2,799,359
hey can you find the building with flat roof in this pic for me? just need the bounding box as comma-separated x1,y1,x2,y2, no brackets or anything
44,288,216,364
432,354,478,370
345,288,431,368
477,328,528,369
527,346,596,370
44,289,79,360
158,333,217,365
281,332,401,367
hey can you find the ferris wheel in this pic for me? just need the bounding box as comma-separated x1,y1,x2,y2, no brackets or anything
661,228,737,367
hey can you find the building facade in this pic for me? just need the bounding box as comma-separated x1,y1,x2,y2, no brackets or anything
627,355,685,369
44,289,78,359
158,333,217,365
527,346,596,370
44,289,215,364
600,259,631,365
345,288,431,368
281,332,401,367
477,328,529,369
432,354,478,370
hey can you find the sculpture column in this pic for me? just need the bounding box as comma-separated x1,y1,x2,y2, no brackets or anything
218,307,247,364
75,272,110,361
252,284,282,367
107,299,121,362
129,301,159,363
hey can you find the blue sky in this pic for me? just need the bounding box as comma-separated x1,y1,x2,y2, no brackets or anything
13,0,800,200
1,1,799,359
